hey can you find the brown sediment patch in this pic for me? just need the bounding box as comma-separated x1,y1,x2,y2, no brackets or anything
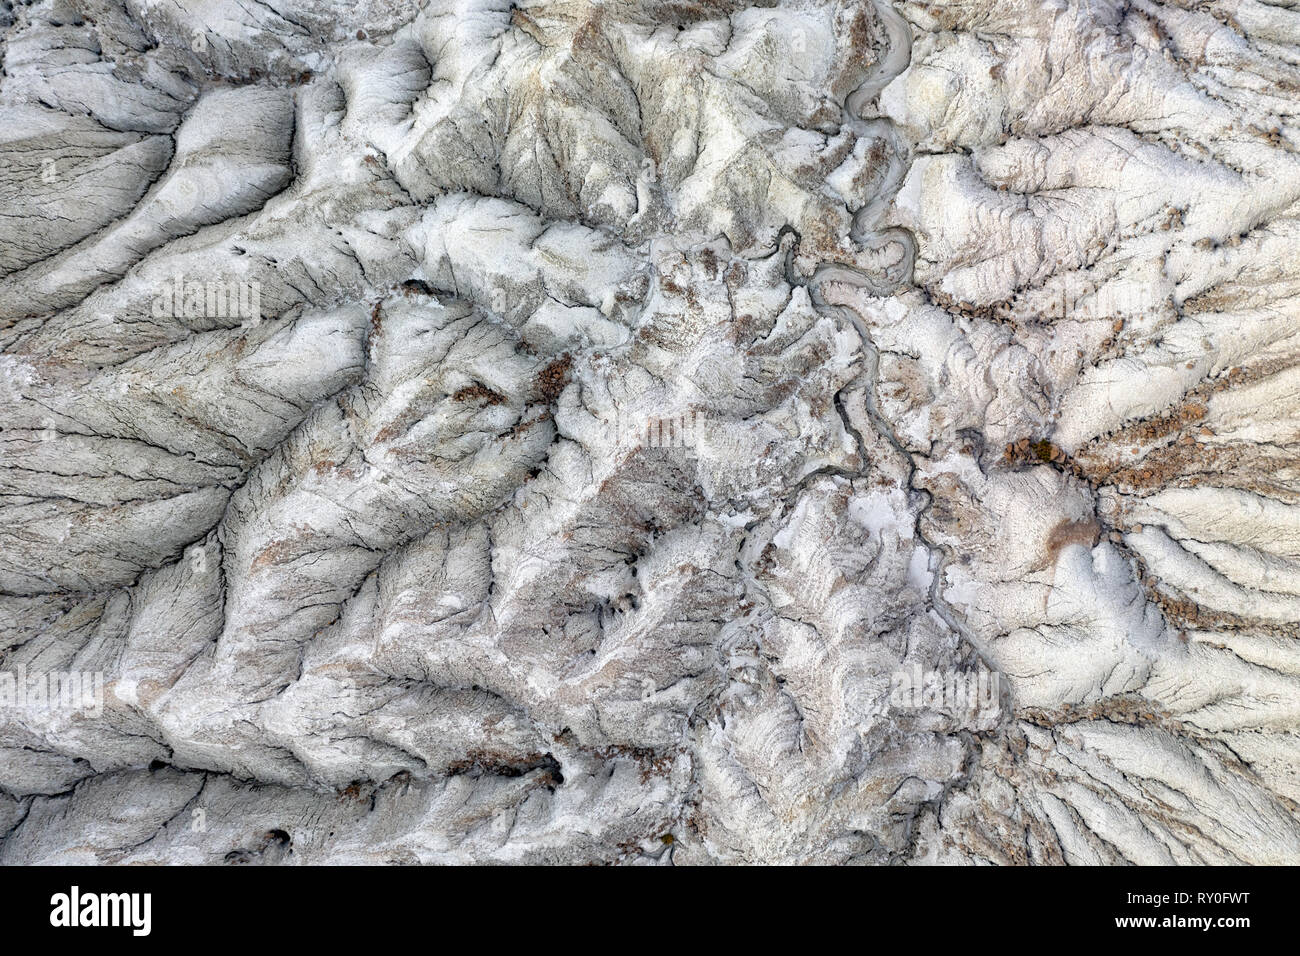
1002,437,1087,479
251,525,329,571
1096,440,1298,498
1018,694,1175,731
1043,517,1100,566
373,406,424,444
452,383,506,406
537,353,573,401
447,749,563,786
1138,578,1300,639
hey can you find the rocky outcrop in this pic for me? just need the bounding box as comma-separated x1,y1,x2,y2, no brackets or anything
1,0,1297,864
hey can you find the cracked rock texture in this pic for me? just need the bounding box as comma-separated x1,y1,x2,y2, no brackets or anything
1,0,1298,864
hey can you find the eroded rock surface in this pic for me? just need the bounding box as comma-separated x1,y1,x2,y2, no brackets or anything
1,0,1297,864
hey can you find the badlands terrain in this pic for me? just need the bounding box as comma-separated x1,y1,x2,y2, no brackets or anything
1,0,1298,863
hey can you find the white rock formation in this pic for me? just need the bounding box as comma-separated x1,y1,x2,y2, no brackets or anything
0,0,1297,864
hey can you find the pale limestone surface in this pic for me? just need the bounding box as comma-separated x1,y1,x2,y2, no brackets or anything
1,0,1297,864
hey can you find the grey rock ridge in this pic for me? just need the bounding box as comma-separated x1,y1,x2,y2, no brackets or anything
0,0,1298,865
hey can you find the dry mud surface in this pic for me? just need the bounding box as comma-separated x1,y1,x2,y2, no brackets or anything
1,0,1298,864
